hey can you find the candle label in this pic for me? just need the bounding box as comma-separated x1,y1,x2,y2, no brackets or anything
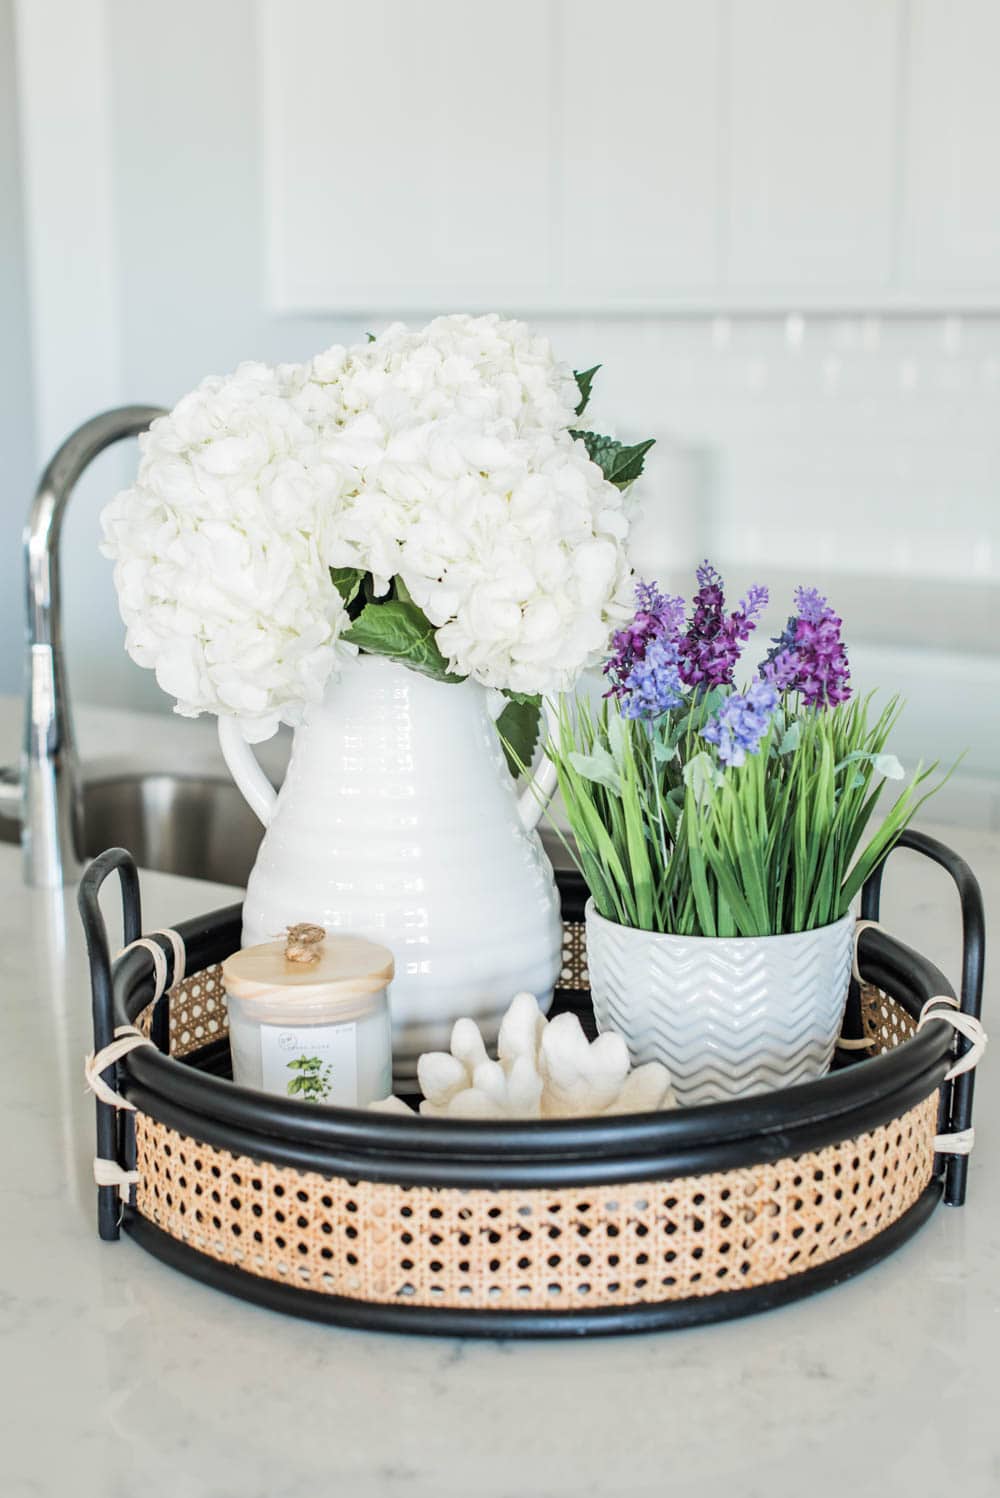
260,1021,358,1105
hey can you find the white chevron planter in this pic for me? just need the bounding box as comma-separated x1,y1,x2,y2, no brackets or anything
585,902,855,1107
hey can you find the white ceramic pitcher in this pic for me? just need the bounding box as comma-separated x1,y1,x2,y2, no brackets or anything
219,654,563,1083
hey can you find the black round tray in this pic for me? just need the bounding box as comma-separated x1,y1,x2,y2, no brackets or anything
79,829,985,1338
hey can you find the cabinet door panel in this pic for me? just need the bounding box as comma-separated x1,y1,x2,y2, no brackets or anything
727,0,899,290
262,0,552,310
901,0,1000,290
556,0,721,298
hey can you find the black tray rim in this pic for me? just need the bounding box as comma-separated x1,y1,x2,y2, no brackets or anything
106,876,955,1189
78,827,986,1330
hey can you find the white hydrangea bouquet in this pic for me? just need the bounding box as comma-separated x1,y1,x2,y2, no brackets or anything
101,314,654,758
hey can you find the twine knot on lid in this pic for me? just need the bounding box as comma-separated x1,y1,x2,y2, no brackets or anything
284,923,327,964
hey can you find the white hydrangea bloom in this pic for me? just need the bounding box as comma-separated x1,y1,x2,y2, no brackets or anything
102,314,640,733
301,315,636,696
101,361,353,742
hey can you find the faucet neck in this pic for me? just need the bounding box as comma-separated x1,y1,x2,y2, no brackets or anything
21,404,167,886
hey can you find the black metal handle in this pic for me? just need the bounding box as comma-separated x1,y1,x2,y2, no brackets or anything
860,827,986,1205
77,848,143,1240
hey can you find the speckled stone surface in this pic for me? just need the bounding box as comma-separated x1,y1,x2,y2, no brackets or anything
0,819,996,1498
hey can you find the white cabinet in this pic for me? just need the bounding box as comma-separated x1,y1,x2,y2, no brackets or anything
262,0,553,312
20,0,1000,338
259,0,1000,313
900,0,1000,295
726,0,899,292
556,0,721,300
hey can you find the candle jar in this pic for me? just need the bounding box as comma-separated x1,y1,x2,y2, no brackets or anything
221,928,394,1108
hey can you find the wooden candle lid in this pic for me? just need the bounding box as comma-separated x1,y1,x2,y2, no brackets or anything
222,929,394,1003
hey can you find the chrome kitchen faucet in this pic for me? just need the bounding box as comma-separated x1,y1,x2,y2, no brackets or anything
14,407,165,887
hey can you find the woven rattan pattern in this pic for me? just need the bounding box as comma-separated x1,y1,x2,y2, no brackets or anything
560,922,589,991
165,965,227,1058
128,928,936,1310
134,1093,936,1309
861,987,917,1050
144,922,589,1060
150,950,905,1065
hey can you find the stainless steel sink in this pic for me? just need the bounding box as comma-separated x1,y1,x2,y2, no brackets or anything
0,770,263,887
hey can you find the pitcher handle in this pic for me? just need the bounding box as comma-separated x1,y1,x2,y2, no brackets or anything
218,717,277,827
488,694,560,833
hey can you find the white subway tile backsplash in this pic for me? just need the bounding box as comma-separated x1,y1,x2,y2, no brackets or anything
537,314,1000,585
533,313,1000,824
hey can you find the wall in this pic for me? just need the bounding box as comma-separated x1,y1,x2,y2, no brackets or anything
5,0,999,821
0,0,34,695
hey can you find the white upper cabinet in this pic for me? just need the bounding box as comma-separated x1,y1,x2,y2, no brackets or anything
900,0,1000,295
555,0,721,301
260,0,1000,312
262,0,553,311
725,0,899,293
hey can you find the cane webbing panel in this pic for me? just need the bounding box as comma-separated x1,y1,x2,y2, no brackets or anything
560,921,589,992
148,936,909,1065
860,986,917,1050
136,923,591,1059
166,965,227,1057
133,1090,936,1311
128,924,935,1310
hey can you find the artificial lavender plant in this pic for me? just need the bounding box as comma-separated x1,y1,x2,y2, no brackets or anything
545,565,949,938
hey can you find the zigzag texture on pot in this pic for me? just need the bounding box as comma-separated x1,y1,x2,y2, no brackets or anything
584,903,855,1106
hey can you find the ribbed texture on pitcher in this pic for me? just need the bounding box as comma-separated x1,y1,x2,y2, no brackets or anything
236,656,562,1082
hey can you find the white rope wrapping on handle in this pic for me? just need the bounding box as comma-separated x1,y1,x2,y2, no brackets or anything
87,931,184,1209
852,919,883,984
847,923,986,1160
836,920,887,1052
87,1028,154,1207
917,996,987,1159
84,1025,157,1111
116,928,186,1001
933,1127,975,1156
93,1157,141,1202
916,995,987,1081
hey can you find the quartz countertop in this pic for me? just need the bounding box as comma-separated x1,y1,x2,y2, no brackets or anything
1,820,997,1498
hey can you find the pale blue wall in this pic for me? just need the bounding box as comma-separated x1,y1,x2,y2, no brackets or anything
0,0,34,695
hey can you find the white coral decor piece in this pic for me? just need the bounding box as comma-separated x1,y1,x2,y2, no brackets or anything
372,992,675,1120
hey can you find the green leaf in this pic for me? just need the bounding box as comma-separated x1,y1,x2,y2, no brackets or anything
344,600,464,683
606,704,628,771
573,365,601,417
682,751,723,803
567,747,622,795
366,330,377,342
329,566,365,610
778,720,802,755
620,741,654,930
684,794,717,938
501,688,542,706
497,697,542,779
569,430,655,489
835,748,904,781
651,735,678,764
